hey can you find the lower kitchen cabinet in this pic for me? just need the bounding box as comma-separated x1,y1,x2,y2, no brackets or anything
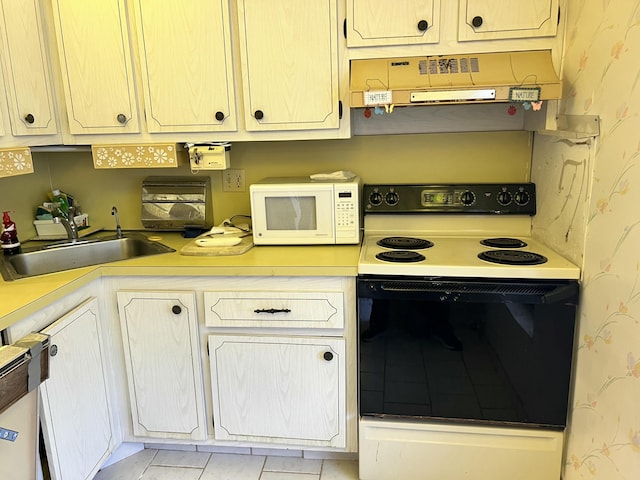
209,334,346,448
39,297,118,480
117,290,207,440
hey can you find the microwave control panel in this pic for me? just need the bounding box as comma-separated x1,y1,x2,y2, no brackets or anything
335,183,360,241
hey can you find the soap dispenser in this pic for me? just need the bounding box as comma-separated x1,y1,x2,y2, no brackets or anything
1,211,21,255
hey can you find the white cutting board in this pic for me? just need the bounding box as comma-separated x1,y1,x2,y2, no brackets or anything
180,234,253,256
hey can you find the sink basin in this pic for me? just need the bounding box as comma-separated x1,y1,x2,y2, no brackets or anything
0,233,175,281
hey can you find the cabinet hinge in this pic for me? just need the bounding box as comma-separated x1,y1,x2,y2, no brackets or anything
557,7,561,25
206,342,209,356
343,18,347,39
339,101,343,119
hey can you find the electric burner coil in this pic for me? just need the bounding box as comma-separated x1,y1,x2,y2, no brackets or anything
376,250,426,263
377,237,434,250
480,237,527,248
478,249,547,265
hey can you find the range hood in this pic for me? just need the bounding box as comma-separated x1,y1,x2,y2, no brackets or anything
350,50,561,108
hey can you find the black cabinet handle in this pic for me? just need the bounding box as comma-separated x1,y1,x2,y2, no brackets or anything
116,113,127,125
472,16,483,28
323,351,333,361
254,308,291,314
417,19,429,31
254,110,264,120
50,344,58,357
215,111,224,121
172,305,182,315
24,113,35,124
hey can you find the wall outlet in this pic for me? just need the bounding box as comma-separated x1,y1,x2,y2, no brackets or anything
223,169,245,192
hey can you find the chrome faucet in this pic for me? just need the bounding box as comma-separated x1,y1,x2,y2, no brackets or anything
53,205,79,240
112,206,123,238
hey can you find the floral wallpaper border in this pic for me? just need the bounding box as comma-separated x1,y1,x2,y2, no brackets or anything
0,147,33,178
91,143,178,169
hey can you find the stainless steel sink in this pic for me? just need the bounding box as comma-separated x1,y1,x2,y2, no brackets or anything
0,233,175,281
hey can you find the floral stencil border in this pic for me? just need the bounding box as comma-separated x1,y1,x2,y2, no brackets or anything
0,147,33,178
91,144,178,169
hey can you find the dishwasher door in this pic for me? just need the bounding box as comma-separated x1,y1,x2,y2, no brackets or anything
0,390,39,479
0,333,49,480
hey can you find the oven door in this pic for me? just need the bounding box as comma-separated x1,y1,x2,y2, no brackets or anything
357,275,579,429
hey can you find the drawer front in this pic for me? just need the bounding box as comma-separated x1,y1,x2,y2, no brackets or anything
204,291,344,329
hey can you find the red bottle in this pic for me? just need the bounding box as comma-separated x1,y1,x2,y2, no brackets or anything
1,211,21,255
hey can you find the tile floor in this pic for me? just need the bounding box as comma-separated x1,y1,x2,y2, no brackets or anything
94,448,359,480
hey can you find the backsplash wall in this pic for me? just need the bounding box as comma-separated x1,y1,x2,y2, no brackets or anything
0,131,532,238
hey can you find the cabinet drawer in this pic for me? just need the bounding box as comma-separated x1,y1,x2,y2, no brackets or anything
204,291,344,329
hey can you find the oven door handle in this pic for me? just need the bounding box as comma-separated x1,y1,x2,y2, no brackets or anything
541,282,579,305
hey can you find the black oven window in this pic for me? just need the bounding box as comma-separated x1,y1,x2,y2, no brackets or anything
358,286,577,429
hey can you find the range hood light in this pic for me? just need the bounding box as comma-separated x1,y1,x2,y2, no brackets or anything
410,89,496,103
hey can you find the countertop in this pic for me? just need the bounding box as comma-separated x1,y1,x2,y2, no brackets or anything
0,231,361,331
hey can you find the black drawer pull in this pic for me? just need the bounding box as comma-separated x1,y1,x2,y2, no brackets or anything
172,305,182,315
323,351,333,361
254,308,291,314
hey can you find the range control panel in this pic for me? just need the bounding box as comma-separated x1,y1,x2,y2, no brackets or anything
363,183,536,215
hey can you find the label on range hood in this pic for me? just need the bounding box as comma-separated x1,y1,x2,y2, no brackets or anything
364,90,392,105
509,87,541,102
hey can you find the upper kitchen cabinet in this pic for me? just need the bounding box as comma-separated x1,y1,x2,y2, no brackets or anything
458,0,559,41
50,0,140,135
132,0,237,133
346,0,565,61
236,0,341,132
346,0,440,47
0,0,60,147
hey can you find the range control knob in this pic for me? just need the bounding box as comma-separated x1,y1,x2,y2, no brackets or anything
369,191,383,206
460,190,475,206
497,190,512,206
385,191,399,206
514,190,530,206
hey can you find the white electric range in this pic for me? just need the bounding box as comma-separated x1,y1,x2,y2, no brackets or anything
358,183,579,280
357,183,580,480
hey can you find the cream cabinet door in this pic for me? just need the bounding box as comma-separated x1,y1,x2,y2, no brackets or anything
51,0,139,134
346,0,440,47
0,0,58,137
209,334,346,447
458,0,559,41
236,0,340,131
132,0,236,133
39,297,118,480
117,291,207,440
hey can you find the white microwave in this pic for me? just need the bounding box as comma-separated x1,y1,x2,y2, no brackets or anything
250,176,361,245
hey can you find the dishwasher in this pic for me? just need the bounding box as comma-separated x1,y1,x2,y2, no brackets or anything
0,333,49,480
